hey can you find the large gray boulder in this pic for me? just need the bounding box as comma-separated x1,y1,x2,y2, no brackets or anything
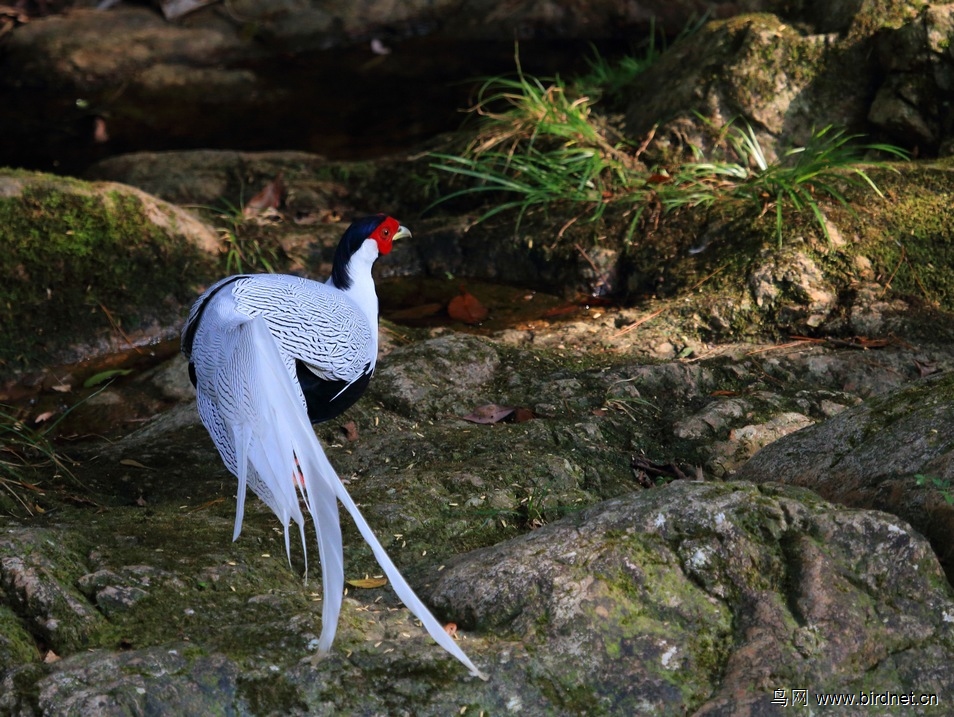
736,370,954,581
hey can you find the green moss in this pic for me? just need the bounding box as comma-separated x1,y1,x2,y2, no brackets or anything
528,530,733,712
0,604,39,669
715,15,824,109
58,505,320,663
238,674,308,714
864,161,954,307
0,171,213,370
848,0,930,38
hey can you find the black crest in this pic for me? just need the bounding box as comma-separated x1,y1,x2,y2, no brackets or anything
330,214,387,290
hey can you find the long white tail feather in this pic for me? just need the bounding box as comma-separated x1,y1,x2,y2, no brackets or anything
232,424,249,542
212,318,485,677
310,444,490,680
241,318,344,648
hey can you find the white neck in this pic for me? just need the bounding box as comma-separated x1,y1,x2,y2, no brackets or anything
331,238,381,362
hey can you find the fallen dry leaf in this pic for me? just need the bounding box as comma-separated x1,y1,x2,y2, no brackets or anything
512,407,535,423
370,38,392,55
120,458,149,469
243,173,285,217
540,303,580,319
34,411,55,424
444,623,458,638
915,359,939,377
346,577,388,589
341,420,359,442
461,404,535,424
93,116,109,144
461,404,515,424
447,287,488,324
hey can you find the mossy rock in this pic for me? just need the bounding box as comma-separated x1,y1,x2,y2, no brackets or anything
0,170,221,375
622,5,933,163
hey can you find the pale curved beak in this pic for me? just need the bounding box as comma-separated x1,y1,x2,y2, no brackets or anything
395,225,412,241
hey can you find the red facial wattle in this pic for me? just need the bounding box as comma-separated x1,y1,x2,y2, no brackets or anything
369,216,401,255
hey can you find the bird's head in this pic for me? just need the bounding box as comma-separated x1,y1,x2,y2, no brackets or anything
331,214,411,290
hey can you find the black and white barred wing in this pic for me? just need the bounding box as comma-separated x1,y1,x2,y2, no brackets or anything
231,275,375,384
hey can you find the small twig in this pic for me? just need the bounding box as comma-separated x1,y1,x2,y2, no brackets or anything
0,477,35,516
556,216,580,241
574,242,602,276
788,335,906,351
879,242,906,298
378,323,412,344
825,338,888,350
99,303,142,353
187,497,225,513
889,248,935,305
688,263,728,292
744,339,816,356
612,306,666,338
632,124,657,163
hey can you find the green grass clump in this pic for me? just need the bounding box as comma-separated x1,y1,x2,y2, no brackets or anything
574,44,660,103
209,199,281,275
574,16,706,104
429,49,908,245
188,195,286,276
699,121,909,245
430,52,639,229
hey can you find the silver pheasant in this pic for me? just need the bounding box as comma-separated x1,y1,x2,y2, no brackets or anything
181,215,486,679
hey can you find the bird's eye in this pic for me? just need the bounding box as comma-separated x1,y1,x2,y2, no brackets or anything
383,229,390,236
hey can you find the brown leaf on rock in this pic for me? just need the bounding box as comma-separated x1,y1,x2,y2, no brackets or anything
512,407,535,423
915,359,939,377
341,420,359,442
346,577,388,589
243,173,285,217
461,404,535,424
462,404,515,424
447,286,488,324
